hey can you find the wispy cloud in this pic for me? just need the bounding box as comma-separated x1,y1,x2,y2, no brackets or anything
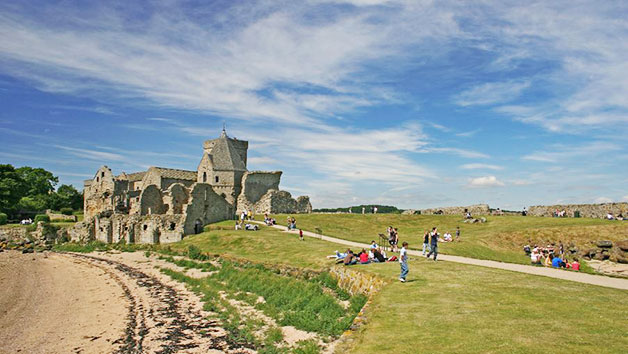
522,141,620,163
460,163,503,170
454,80,530,106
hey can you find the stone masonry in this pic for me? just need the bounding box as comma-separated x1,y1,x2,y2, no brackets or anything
74,129,311,244
528,203,628,218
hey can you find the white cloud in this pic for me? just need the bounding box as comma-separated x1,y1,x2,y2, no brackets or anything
460,163,503,170
522,141,620,163
426,147,489,159
454,80,530,106
467,176,504,188
623,195,628,202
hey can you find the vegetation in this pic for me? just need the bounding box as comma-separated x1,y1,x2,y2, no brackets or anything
0,212,7,225
0,164,83,219
171,223,627,353
33,214,50,224
271,213,628,265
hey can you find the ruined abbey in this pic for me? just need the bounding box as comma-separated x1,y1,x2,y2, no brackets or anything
70,129,311,244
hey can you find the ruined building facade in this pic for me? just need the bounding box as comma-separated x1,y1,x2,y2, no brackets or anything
71,130,311,244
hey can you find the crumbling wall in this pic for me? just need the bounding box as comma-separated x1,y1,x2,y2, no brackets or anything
236,171,282,213
45,209,77,222
420,204,490,216
94,217,113,243
139,185,167,215
164,183,189,215
251,190,312,214
84,166,117,219
528,203,628,218
184,183,233,234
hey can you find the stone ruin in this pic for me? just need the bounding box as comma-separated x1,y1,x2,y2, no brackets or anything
71,129,311,244
528,203,628,218
402,204,490,216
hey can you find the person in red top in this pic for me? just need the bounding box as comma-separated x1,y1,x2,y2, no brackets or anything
571,259,580,271
359,249,370,264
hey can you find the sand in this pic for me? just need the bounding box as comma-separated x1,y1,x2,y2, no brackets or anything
0,251,249,354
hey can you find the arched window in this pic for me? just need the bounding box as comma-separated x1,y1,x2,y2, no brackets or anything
202,172,207,183
215,176,219,183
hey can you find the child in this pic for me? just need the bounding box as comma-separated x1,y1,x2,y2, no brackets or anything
399,242,409,282
299,229,304,241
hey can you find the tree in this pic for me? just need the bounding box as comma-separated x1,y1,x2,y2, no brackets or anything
56,184,83,210
16,166,58,196
0,164,25,216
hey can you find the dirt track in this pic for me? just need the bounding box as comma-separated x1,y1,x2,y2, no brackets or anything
0,251,249,354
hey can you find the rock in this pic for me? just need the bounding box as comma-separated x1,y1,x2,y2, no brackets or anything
580,248,596,257
593,252,606,260
596,240,613,248
616,240,628,252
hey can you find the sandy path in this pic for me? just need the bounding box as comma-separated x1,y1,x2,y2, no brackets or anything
259,222,628,290
0,251,251,354
0,251,127,354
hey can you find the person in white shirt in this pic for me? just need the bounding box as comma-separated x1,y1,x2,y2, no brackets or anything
399,242,409,282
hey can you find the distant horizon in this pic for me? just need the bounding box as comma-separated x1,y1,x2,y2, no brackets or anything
1,1,627,210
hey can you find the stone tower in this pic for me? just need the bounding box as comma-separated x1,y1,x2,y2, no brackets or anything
197,128,248,206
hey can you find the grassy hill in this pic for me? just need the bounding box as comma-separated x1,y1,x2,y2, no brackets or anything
168,222,628,353
270,213,628,265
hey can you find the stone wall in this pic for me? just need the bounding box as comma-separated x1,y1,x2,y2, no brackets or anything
329,266,387,296
45,209,77,222
251,190,312,214
419,204,490,216
528,203,628,218
184,183,233,234
236,171,282,213
140,185,167,215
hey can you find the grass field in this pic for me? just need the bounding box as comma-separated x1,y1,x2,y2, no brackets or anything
269,214,628,266
168,222,627,353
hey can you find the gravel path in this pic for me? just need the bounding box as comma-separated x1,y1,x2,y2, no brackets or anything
261,223,628,290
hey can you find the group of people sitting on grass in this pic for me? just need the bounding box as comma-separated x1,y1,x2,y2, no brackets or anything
235,221,259,231
327,241,398,265
263,213,276,226
553,209,567,217
606,213,624,220
524,243,580,271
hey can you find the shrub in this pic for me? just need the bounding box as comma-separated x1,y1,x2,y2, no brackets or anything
60,207,73,215
0,213,7,225
34,214,50,224
187,245,208,261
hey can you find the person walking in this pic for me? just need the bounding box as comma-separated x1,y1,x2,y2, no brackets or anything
427,227,439,261
422,230,430,255
455,226,461,242
299,229,304,241
399,242,409,282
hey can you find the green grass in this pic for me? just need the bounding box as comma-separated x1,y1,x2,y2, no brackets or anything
270,213,628,265
169,222,628,354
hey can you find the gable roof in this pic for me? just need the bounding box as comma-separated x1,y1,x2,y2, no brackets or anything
152,167,197,180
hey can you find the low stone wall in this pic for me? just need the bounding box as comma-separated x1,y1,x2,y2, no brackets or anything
45,210,77,222
528,202,628,218
419,204,490,216
0,227,29,241
580,240,628,264
329,266,387,296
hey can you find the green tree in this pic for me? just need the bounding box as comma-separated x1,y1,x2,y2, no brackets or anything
16,166,58,196
0,164,25,216
56,184,83,210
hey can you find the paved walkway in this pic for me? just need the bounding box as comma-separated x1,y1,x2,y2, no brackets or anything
258,222,628,291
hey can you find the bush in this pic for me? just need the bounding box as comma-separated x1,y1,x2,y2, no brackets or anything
0,213,7,225
60,207,73,215
34,214,50,224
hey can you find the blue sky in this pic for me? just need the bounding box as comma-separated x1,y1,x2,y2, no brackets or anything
1,0,627,210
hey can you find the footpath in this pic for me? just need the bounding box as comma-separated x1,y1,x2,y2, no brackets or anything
257,222,628,291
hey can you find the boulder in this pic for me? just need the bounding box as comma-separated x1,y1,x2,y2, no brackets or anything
616,240,628,252
596,240,613,248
